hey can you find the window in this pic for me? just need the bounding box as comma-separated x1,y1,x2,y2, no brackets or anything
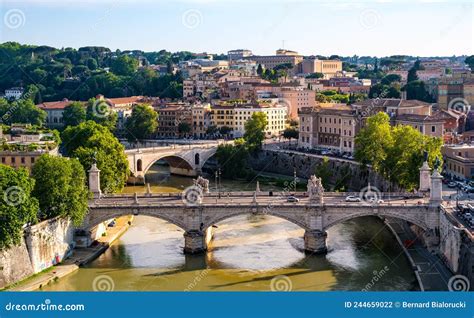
431,126,436,133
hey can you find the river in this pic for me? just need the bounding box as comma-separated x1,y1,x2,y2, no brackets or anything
41,163,418,291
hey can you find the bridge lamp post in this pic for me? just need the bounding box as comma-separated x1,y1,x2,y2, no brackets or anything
293,167,297,193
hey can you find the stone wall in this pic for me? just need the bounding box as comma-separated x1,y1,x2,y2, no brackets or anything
439,209,474,287
0,217,75,289
0,240,34,288
249,150,402,192
24,217,75,273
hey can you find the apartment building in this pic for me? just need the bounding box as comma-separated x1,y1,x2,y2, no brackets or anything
154,103,193,138
442,144,474,181
298,104,357,153
233,102,287,138
438,73,474,109
191,104,212,138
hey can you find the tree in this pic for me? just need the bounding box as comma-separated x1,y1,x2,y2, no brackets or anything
305,72,324,79
219,125,232,137
32,155,89,225
86,97,118,132
355,113,443,190
0,99,46,126
206,125,218,137
244,112,268,151
178,122,191,137
404,80,433,102
63,102,86,127
215,138,250,179
257,64,263,76
465,55,474,72
110,55,138,76
315,156,332,189
354,112,393,173
0,165,39,249
283,127,299,145
381,74,401,86
61,121,129,193
124,104,158,141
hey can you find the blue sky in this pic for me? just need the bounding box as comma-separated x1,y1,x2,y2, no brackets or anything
0,0,472,57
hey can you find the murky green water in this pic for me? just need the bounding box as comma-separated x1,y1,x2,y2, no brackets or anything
40,164,418,291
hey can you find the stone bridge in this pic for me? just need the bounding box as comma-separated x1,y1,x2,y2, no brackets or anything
125,141,228,183
85,157,443,254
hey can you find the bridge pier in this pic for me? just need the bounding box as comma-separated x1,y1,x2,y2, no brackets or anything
304,230,327,254
183,227,213,254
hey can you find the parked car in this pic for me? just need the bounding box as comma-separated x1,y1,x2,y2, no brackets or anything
287,196,299,203
448,182,457,188
369,198,384,204
345,195,361,202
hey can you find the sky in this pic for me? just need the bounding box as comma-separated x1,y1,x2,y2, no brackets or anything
0,0,472,57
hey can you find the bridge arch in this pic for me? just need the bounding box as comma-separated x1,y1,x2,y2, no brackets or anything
85,208,188,233
202,210,310,232
323,211,429,232
141,154,195,177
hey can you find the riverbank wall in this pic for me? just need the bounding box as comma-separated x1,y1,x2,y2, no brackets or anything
250,149,402,192
4,216,132,291
0,217,74,289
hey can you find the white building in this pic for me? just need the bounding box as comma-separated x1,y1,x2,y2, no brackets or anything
5,87,24,100
233,102,287,138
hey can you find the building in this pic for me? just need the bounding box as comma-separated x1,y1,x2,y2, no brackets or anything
244,49,304,75
191,104,212,138
4,87,24,100
183,74,219,100
300,59,343,78
437,73,474,109
0,125,59,171
442,144,474,181
233,101,287,138
278,87,316,119
227,49,253,62
298,104,358,154
154,103,193,138
36,99,81,129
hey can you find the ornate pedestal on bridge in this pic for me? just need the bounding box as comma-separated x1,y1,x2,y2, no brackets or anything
304,230,327,254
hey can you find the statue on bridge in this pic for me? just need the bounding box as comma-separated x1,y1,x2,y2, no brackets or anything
307,175,324,204
193,176,210,193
